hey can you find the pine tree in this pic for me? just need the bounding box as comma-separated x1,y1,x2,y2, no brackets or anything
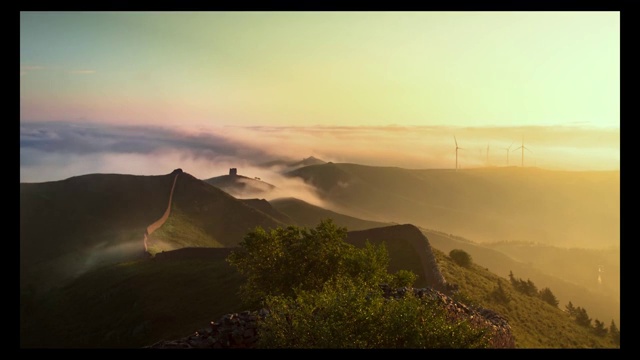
565,301,576,317
609,320,620,346
575,307,592,327
539,287,559,308
491,281,511,304
525,279,538,296
593,319,608,337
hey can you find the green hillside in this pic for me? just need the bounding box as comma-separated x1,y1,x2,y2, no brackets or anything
433,248,618,348
423,228,620,326
148,173,284,253
240,198,298,225
20,170,285,291
20,226,618,348
20,173,175,289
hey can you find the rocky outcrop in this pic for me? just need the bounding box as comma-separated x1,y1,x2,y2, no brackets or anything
147,310,268,349
146,285,515,349
379,285,515,348
347,224,455,293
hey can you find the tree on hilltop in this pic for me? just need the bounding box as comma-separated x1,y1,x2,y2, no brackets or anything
227,219,492,348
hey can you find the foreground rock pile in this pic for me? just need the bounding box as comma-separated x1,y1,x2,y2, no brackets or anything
147,285,515,349
379,284,515,348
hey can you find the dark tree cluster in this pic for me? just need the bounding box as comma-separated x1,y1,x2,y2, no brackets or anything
566,301,619,344
508,271,558,307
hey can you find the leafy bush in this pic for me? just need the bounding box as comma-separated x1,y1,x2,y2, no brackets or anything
227,219,391,307
257,277,491,349
228,219,493,348
449,249,472,268
390,270,418,288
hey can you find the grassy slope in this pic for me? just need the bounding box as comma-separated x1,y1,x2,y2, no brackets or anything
423,229,620,327
20,233,617,348
433,248,617,348
20,257,244,348
270,197,390,231
240,198,298,225
485,242,620,298
287,164,619,249
20,173,175,289
149,173,284,253
20,171,286,291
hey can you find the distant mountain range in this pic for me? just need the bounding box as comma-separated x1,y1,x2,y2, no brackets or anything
286,163,619,249
259,156,326,171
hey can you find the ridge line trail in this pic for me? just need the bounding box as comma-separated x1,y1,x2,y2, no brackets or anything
144,173,179,253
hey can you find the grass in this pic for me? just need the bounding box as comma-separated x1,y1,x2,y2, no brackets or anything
149,207,224,254
20,257,244,348
433,248,618,348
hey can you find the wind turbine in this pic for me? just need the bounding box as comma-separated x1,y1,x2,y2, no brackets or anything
503,142,513,166
486,143,490,167
512,136,533,167
454,136,464,170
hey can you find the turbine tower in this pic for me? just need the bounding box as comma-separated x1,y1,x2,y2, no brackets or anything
454,136,464,170
503,142,513,166
512,136,533,167
486,143,490,167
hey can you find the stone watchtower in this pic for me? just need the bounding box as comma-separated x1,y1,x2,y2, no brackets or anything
229,168,237,176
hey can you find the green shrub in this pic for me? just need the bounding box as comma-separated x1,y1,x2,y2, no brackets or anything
227,219,390,307
449,249,472,268
390,270,418,288
257,277,490,349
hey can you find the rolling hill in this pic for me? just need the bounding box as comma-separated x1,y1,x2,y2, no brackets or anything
203,172,276,198
147,172,283,253
20,170,284,291
287,163,619,249
422,228,620,327
259,156,327,172
269,197,390,231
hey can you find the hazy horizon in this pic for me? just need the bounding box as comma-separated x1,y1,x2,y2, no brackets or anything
20,120,619,183
21,12,619,183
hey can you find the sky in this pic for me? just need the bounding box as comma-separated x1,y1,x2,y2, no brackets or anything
20,12,620,181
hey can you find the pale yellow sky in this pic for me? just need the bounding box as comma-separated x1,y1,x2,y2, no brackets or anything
21,12,619,129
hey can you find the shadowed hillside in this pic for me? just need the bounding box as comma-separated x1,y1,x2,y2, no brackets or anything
239,199,297,225
287,164,619,249
20,256,244,348
269,197,390,231
20,229,618,348
20,170,284,290
20,173,176,289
